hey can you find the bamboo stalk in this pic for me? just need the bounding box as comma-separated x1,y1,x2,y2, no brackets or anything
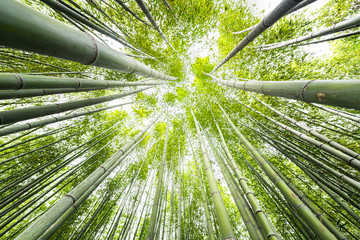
220,105,337,240
212,0,302,72
260,14,360,50
211,74,360,110
0,0,176,81
0,87,149,125
146,112,169,240
192,110,236,240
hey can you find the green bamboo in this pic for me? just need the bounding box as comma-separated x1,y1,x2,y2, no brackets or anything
311,103,360,124
0,73,167,90
146,113,169,240
41,0,148,56
206,133,263,240
260,14,360,50
135,0,179,54
0,101,135,137
0,87,149,125
233,0,317,35
0,0,176,80
176,140,182,240
114,0,153,28
14,111,163,240
242,103,360,171
252,95,360,161
249,120,360,191
211,0,302,72
211,74,360,110
220,105,337,240
252,130,349,239
190,144,216,240
213,117,277,240
192,110,236,240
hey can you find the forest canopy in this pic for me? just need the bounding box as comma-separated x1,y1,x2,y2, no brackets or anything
0,0,359,239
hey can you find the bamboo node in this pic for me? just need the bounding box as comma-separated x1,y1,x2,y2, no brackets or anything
85,33,99,65
295,204,306,212
14,73,24,90
65,194,77,204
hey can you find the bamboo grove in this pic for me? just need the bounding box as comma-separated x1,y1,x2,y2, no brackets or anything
0,0,359,239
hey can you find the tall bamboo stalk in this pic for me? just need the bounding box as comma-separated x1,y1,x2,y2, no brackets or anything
260,14,360,50
0,101,135,137
220,105,337,240
242,103,360,171
40,0,149,56
205,133,264,240
0,87,149,125
211,0,301,72
210,74,360,110
146,113,169,240
213,116,277,240
0,0,176,80
190,144,216,240
0,73,167,90
251,94,360,161
135,0,178,54
191,110,236,240
176,139,182,240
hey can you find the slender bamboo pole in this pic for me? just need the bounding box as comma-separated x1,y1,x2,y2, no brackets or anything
0,101,135,137
206,133,264,240
310,103,360,124
0,0,176,81
213,116,277,240
242,103,360,171
251,94,360,161
135,0,178,54
0,87,149,125
233,0,317,35
176,139,182,240
190,144,216,240
40,0,148,56
220,105,337,240
260,14,360,50
191,110,236,240
211,0,302,72
0,73,167,90
146,112,169,240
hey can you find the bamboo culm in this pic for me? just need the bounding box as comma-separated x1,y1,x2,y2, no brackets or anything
0,101,136,137
0,0,176,81
211,0,302,72
211,74,360,110
260,14,360,50
0,87,150,125
192,110,236,240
